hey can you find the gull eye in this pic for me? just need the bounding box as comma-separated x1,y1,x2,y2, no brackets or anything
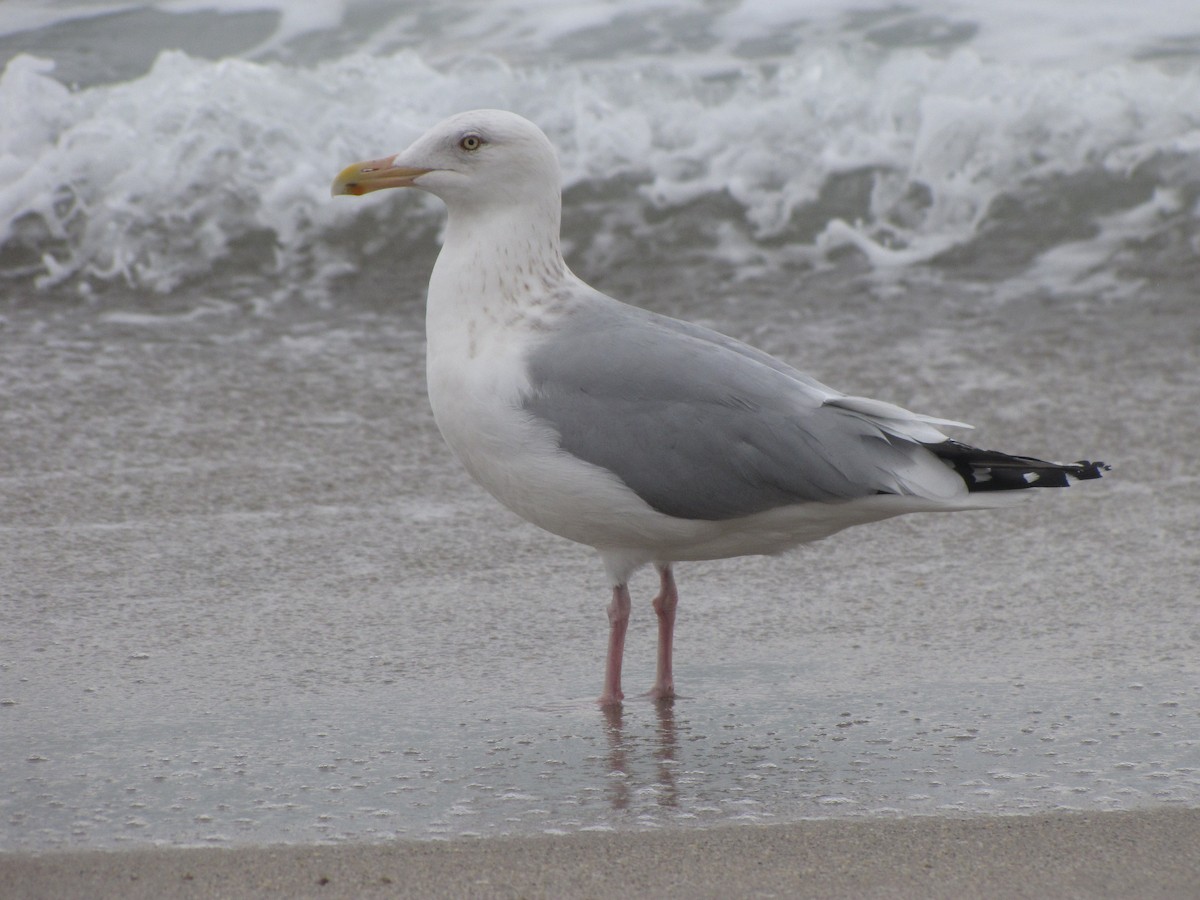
459,134,484,152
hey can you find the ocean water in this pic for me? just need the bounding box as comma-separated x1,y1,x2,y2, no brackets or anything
2,0,1199,301
1,1,1198,850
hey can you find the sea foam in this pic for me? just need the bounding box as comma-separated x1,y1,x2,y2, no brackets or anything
0,2,1197,300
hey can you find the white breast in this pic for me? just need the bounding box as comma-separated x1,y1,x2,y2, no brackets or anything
425,309,678,550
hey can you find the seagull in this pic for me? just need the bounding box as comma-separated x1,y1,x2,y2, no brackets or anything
332,109,1106,707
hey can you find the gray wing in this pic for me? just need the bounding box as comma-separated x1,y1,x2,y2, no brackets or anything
522,298,934,521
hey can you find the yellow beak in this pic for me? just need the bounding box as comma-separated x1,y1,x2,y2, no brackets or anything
330,155,433,196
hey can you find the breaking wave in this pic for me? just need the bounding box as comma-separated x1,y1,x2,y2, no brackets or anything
1,0,1197,302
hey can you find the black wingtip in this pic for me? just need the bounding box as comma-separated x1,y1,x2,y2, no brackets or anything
1070,460,1110,481
928,441,1110,492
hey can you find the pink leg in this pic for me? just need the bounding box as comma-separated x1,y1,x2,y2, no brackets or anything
649,564,678,700
599,583,631,707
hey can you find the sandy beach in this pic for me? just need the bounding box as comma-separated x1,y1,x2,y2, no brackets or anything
5,807,1199,899
4,5,1199,897
3,261,1198,871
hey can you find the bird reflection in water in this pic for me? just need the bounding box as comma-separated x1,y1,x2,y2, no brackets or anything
602,700,680,811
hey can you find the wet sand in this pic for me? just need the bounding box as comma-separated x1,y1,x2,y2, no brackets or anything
5,807,1198,899
2,274,1197,854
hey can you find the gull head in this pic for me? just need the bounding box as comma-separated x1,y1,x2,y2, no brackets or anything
331,109,563,215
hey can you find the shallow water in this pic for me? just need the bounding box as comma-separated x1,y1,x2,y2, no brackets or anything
2,0,1199,852
2,271,1197,849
